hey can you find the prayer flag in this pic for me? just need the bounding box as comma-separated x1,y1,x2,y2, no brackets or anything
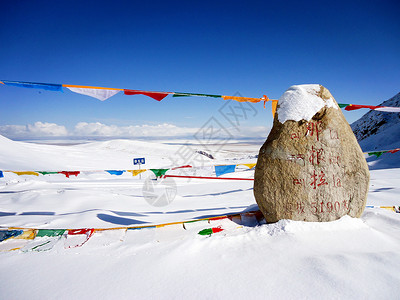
368,151,385,158
12,171,39,176
173,92,222,98
0,229,36,252
124,89,169,101
215,165,236,177
127,169,147,176
198,227,224,236
388,149,400,154
36,229,66,237
222,95,261,103
374,107,400,112
65,228,94,248
150,169,169,177
0,171,3,178
106,170,125,176
65,86,120,101
38,171,59,175
0,230,23,242
1,80,63,92
58,171,80,178
240,163,256,169
338,103,349,108
345,104,380,111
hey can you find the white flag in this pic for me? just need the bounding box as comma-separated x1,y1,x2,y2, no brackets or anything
66,87,120,101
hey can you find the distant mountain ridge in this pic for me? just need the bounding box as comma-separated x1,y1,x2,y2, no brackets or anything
351,92,400,151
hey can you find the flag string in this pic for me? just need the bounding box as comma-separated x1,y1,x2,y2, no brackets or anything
2,80,399,113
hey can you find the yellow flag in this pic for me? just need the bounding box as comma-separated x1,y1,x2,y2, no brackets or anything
12,171,39,176
127,169,147,177
381,206,395,212
239,163,256,169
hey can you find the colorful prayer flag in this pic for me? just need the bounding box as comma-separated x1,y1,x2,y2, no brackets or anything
58,171,80,178
106,170,125,176
1,80,63,92
124,89,169,101
222,95,261,103
240,163,256,169
150,169,169,177
127,169,147,177
65,228,94,248
198,227,224,236
215,165,236,177
0,230,23,242
12,171,39,176
0,171,3,178
368,151,385,158
65,86,121,101
173,92,222,98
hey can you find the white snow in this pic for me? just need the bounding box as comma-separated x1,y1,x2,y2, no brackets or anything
1,136,400,299
277,84,338,123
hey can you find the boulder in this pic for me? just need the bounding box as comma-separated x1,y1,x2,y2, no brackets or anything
254,84,370,222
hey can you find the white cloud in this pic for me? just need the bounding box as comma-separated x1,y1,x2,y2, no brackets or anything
0,121,270,140
0,122,68,138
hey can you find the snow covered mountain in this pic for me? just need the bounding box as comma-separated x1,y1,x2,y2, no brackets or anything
351,92,400,151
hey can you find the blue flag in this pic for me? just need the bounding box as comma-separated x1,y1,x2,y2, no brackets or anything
0,171,3,178
1,80,63,92
215,165,236,177
106,170,125,176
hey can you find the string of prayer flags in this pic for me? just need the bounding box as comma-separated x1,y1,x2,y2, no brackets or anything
124,89,170,101
3,79,400,115
150,169,169,177
64,85,122,101
215,165,236,177
1,80,63,92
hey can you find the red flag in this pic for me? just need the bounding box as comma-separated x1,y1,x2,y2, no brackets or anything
124,89,169,101
345,104,380,111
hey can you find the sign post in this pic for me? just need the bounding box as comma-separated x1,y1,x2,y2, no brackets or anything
133,158,146,179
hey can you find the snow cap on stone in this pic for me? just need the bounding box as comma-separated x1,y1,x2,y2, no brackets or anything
277,84,338,123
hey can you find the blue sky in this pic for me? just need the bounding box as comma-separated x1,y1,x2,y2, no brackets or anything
0,0,399,139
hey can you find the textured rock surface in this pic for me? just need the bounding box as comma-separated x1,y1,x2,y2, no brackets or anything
254,85,370,222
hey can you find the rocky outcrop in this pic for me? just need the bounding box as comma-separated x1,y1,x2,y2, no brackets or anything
254,85,370,222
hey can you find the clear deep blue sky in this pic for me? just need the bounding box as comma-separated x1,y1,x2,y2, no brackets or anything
0,0,399,138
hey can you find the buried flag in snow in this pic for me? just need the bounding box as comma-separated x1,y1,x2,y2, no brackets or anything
198,227,224,236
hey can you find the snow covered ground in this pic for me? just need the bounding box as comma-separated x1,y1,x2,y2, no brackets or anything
0,135,400,299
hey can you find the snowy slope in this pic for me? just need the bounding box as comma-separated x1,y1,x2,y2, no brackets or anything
0,136,400,299
351,92,400,151
349,92,400,169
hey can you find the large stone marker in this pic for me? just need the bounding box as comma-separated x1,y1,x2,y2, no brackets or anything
254,84,369,222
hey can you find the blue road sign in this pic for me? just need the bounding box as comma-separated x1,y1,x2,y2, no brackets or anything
133,158,145,165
